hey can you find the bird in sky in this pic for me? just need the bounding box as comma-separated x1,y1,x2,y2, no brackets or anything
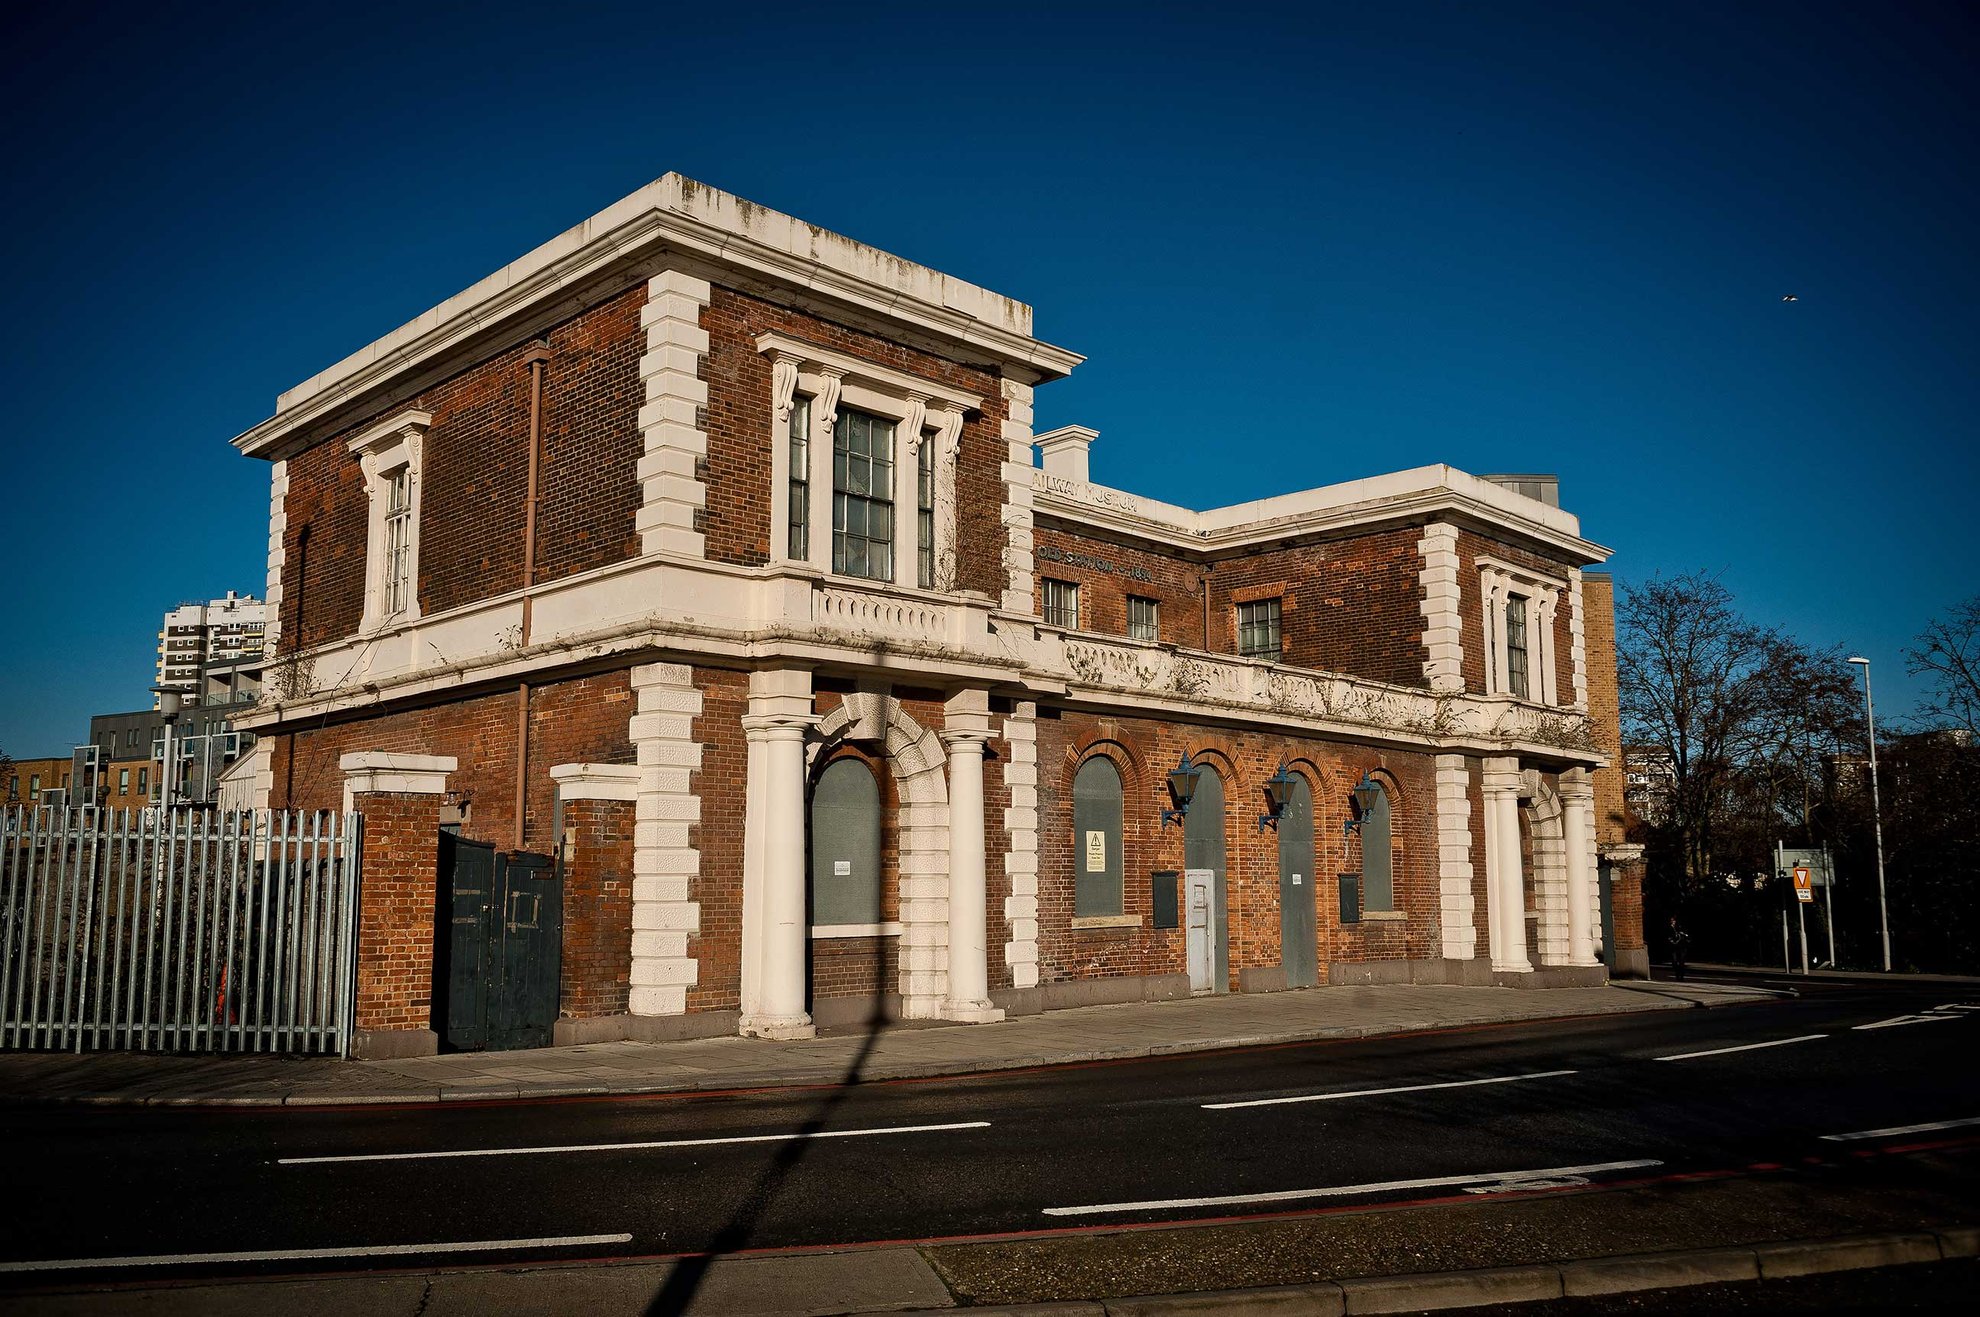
1782,294,1799,302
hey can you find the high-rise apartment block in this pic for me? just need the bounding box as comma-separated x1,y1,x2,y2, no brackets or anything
155,591,268,709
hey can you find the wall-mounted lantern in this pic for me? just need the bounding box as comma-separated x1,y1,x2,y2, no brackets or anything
1342,772,1383,837
1161,750,1202,829
1257,761,1296,833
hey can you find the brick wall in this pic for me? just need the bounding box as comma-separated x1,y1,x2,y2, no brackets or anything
1031,524,1431,687
351,790,443,1033
1033,524,1208,647
559,798,633,1019
1034,709,1442,988
699,285,1009,595
275,669,634,854
1581,573,1627,843
278,285,646,653
1611,859,1646,952
1209,530,1427,686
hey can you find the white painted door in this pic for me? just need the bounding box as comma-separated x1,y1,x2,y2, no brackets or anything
1185,869,1216,994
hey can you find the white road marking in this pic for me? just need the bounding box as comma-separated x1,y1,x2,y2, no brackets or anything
0,1233,632,1274
1041,1158,1663,1217
1203,1069,1577,1110
1854,1014,1965,1030
1820,1116,1980,1143
279,1119,991,1166
1653,1034,1826,1061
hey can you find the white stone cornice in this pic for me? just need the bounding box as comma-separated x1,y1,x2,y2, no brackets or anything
340,751,455,813
346,409,434,458
549,762,642,802
754,333,983,414
233,175,1080,462
1032,467,1609,567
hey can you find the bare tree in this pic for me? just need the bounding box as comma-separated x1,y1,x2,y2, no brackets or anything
1907,596,1980,737
1618,572,1857,904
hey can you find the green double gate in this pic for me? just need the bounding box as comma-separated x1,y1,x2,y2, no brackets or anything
438,835,561,1052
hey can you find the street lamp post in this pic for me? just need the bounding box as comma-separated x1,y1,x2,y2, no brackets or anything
152,687,183,812
1845,656,1892,972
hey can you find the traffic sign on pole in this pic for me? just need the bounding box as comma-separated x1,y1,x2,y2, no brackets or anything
1793,867,1814,904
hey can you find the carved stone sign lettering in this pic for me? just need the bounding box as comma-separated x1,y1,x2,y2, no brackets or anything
1037,543,1154,583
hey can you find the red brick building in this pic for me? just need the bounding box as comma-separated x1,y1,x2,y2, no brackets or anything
229,176,1635,1057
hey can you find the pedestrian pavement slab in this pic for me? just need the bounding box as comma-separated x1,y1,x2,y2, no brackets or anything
0,981,1765,1108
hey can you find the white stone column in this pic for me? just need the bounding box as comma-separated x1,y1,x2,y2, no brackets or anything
1561,769,1600,967
739,714,815,1039
740,731,768,1017
739,668,816,1040
1482,757,1531,973
941,690,1004,1023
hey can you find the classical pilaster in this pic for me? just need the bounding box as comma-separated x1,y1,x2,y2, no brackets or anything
1561,769,1600,966
264,460,287,661
1001,701,1041,990
1536,593,1561,706
627,662,704,1016
1531,777,1570,966
1434,754,1477,959
1568,568,1589,711
1481,757,1531,973
1417,523,1466,693
1484,572,1511,696
998,378,1037,613
941,690,1004,1023
739,669,816,1040
635,270,711,558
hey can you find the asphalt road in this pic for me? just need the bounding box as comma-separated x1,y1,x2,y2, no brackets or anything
2,974,1975,1290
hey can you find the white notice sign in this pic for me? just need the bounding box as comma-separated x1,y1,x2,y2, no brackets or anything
1293,874,1303,886
834,860,852,877
1084,830,1107,873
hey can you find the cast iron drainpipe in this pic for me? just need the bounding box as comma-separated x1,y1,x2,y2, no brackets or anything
515,341,552,850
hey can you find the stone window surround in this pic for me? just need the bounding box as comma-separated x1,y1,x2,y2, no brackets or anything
348,409,433,635
1478,555,1564,706
758,332,979,589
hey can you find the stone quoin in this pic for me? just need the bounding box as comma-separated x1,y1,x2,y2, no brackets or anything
226,174,1641,1057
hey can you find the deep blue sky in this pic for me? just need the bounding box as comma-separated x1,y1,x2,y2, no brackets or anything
4,1,1974,755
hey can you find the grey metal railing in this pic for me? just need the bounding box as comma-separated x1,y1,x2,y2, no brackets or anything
0,807,361,1057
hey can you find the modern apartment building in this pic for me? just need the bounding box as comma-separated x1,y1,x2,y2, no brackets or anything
155,591,268,709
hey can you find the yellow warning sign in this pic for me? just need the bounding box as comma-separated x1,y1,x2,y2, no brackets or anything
1793,866,1814,903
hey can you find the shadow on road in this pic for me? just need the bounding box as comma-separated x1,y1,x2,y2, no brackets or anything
643,998,891,1316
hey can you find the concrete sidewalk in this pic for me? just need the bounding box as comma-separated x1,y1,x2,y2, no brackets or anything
0,980,1766,1108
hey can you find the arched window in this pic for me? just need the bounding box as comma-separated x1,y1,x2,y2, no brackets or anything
1072,757,1124,917
811,758,882,927
1359,779,1395,913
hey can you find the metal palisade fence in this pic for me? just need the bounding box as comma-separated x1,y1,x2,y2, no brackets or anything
0,807,362,1057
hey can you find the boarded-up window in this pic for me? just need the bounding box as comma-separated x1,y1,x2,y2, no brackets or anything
1359,780,1395,913
811,758,883,926
1073,757,1124,917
